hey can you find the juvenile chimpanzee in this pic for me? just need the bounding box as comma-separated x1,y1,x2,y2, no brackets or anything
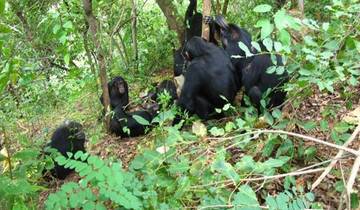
110,105,154,138
100,76,129,110
214,16,288,110
44,120,86,180
150,80,178,104
173,0,217,76
176,36,238,121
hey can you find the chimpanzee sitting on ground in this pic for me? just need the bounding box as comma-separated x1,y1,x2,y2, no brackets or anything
150,80,178,105
110,105,155,138
214,15,288,110
44,120,86,180
100,76,129,110
173,0,217,76
176,36,238,121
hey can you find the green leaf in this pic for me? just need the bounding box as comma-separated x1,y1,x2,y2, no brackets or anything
274,41,283,52
255,19,274,39
305,192,315,202
351,193,359,209
209,127,225,136
233,185,261,209
0,0,5,15
55,156,67,166
251,41,261,52
132,114,150,126
238,42,253,57
274,9,288,30
253,4,272,13
64,54,70,66
278,29,291,46
63,21,73,29
267,66,277,74
334,122,350,133
263,38,273,52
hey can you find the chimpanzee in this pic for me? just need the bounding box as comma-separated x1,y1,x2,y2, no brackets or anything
44,120,86,180
214,16,288,110
176,36,238,121
100,76,129,110
173,0,217,76
150,80,178,104
110,105,155,138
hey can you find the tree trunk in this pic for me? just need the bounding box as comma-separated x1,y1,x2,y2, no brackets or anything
201,0,211,40
83,0,111,130
156,0,184,45
297,0,304,16
131,0,138,71
222,0,229,15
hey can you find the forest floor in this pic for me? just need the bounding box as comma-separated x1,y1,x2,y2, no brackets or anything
35,72,360,209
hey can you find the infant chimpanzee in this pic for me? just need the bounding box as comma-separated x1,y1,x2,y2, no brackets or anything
44,120,86,180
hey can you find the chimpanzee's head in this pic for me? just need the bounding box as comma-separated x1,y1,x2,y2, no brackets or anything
110,76,128,95
214,15,254,56
184,36,211,60
63,120,86,142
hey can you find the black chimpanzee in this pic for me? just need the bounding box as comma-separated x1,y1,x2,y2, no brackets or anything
214,16,288,110
100,76,129,110
173,0,217,76
44,120,86,180
176,36,238,121
110,105,155,138
150,80,178,104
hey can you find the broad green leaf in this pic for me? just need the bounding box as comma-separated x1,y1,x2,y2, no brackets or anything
255,19,274,39
334,122,350,133
233,185,261,209
253,4,272,13
274,9,288,30
274,41,283,52
263,38,273,52
63,21,73,29
267,66,277,74
64,54,70,66
238,41,253,57
132,114,150,125
278,29,291,46
251,41,261,52
209,127,225,136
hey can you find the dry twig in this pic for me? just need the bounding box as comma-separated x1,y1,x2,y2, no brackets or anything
311,125,360,190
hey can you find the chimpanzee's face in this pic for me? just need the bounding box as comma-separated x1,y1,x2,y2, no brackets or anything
114,80,126,94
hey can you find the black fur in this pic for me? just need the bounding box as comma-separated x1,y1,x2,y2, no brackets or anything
176,37,238,121
173,0,217,76
110,105,154,138
214,16,288,110
100,76,129,109
151,80,178,104
45,121,86,180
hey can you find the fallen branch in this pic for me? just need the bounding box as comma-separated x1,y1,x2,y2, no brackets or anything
191,168,325,189
208,129,360,156
311,125,360,190
346,139,360,204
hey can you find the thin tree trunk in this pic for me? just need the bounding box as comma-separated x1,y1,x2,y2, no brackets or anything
222,0,229,15
118,32,131,67
131,0,138,71
83,0,111,130
156,0,184,44
298,0,304,16
201,0,212,40
111,36,128,69
83,24,97,79
216,0,221,14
